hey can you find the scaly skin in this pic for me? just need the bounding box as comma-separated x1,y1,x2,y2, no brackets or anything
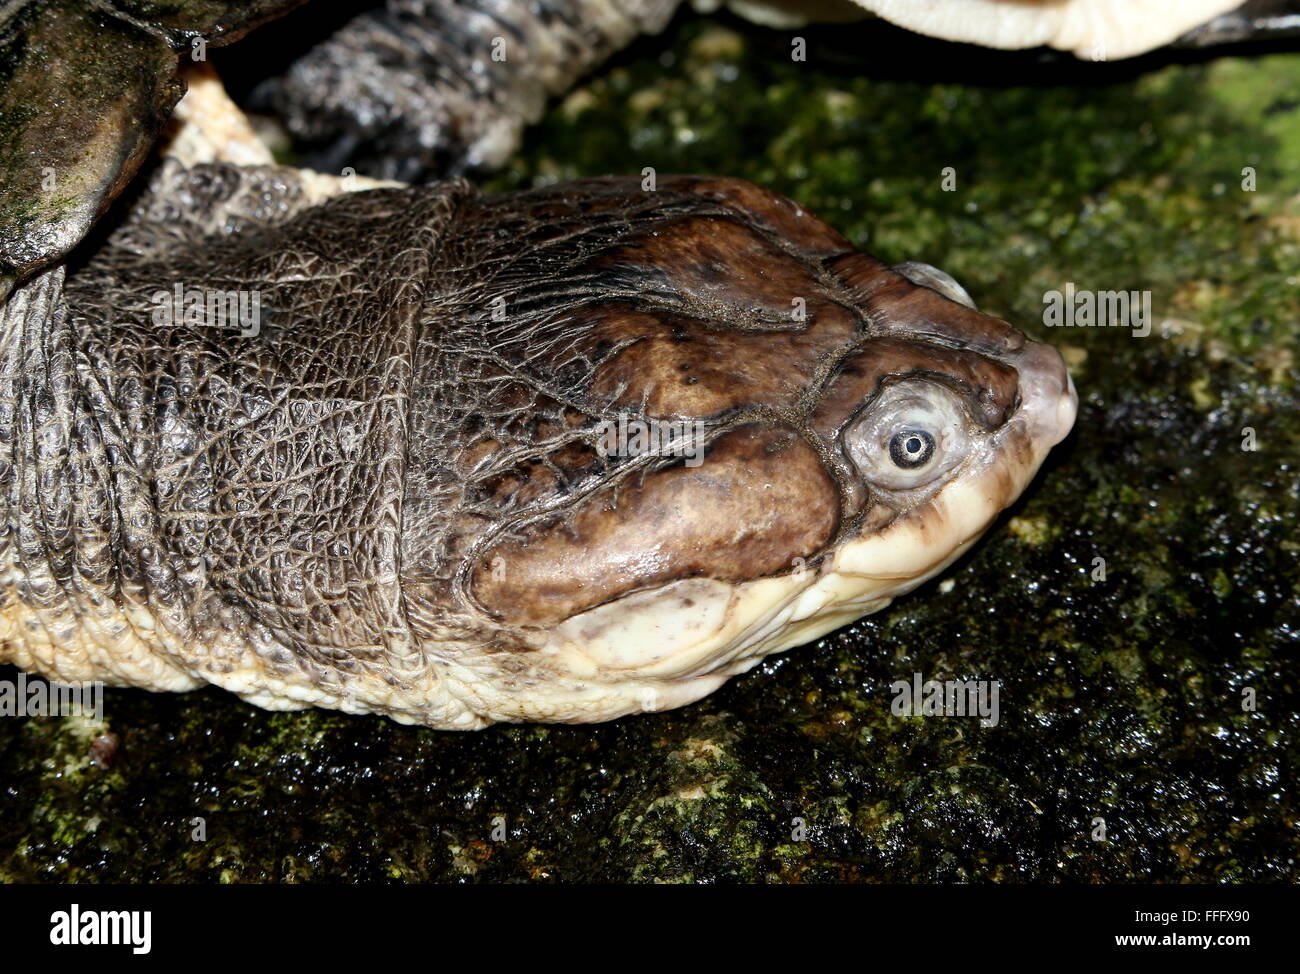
0,160,1076,727
258,0,683,178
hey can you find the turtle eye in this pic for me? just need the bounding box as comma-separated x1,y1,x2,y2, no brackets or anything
843,379,972,492
889,429,935,469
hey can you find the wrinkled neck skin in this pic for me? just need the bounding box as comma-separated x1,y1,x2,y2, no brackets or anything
0,162,1074,728
0,164,478,726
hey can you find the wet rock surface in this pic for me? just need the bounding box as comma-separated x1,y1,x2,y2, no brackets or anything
1,14,1296,882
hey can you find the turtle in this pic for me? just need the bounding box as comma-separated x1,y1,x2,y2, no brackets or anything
1,0,1284,727
0,155,1078,727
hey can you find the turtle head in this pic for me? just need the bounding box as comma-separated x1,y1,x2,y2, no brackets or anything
410,176,1076,722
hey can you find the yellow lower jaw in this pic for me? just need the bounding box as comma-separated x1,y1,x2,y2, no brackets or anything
541,516,985,689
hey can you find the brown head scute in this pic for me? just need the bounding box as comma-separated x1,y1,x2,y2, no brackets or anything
470,424,839,626
810,337,1021,435
831,252,1026,358
592,214,842,328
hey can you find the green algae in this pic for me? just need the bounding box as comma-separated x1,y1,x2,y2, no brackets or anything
1,12,1297,882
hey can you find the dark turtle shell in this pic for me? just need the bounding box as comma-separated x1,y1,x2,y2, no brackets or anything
0,0,303,298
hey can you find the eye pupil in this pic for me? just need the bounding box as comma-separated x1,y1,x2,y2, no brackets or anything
889,429,935,469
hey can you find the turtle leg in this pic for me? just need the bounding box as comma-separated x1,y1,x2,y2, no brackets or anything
254,0,683,180
166,62,402,199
